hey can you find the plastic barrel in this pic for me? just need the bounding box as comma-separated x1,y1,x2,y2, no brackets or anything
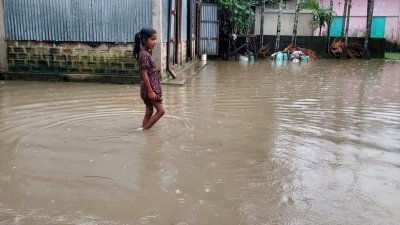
276,52,283,61
300,56,309,62
283,53,288,61
249,55,255,62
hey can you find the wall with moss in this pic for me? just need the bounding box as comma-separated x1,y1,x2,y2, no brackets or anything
5,40,194,83
6,41,139,83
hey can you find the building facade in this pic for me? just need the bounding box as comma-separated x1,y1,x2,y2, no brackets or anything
254,0,400,46
254,8,314,36
1,0,200,83
254,1,315,36
320,0,400,44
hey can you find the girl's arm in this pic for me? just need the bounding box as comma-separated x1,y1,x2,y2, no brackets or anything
141,68,157,100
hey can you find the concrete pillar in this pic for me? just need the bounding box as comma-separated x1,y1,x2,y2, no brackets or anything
0,0,8,73
152,0,164,73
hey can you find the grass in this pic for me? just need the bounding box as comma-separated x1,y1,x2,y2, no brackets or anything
385,52,400,60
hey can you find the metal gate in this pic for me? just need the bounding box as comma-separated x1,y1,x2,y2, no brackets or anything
199,4,218,55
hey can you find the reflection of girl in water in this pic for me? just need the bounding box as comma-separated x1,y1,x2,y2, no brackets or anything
134,28,165,130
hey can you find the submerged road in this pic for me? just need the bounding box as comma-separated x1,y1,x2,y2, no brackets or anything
1,60,399,224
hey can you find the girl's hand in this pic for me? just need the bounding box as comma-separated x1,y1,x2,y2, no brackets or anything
148,91,157,101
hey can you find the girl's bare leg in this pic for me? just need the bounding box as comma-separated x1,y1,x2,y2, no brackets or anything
143,102,165,130
142,105,154,128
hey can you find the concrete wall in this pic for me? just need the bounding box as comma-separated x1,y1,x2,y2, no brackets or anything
5,38,190,83
246,35,385,58
0,0,7,74
6,41,138,83
161,40,190,69
161,43,167,73
152,0,164,76
254,8,314,36
179,41,188,65
318,0,400,44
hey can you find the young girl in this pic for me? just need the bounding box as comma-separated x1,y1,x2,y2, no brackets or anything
134,28,165,130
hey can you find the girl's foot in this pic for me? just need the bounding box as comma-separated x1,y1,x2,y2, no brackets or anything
136,127,144,132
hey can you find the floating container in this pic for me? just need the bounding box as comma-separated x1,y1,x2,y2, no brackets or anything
248,54,255,63
300,56,310,62
276,52,283,61
283,53,288,61
239,55,248,62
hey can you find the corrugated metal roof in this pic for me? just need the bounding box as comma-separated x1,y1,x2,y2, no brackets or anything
4,0,152,42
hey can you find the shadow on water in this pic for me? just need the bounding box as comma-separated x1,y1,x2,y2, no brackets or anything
0,60,400,224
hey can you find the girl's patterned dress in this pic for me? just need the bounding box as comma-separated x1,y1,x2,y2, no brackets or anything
139,49,163,106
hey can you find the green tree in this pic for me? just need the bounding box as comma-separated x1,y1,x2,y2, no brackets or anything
300,0,334,36
216,0,255,34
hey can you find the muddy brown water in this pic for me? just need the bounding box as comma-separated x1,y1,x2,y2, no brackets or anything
1,60,400,225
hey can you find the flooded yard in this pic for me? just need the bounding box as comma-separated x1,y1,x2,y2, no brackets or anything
1,60,400,224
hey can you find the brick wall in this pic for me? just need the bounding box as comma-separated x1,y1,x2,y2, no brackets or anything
7,41,140,83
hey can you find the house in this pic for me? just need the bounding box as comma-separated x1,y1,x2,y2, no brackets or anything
319,0,400,45
0,0,202,83
255,0,400,46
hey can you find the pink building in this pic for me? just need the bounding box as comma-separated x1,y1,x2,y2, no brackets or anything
318,0,400,44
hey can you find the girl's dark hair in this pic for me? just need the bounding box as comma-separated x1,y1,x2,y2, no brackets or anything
134,28,157,59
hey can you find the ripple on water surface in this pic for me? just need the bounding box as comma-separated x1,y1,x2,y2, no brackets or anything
1,60,400,224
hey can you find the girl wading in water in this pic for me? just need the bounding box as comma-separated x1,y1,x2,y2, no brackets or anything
134,28,165,130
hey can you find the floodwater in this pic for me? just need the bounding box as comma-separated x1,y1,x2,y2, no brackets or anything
1,60,400,225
